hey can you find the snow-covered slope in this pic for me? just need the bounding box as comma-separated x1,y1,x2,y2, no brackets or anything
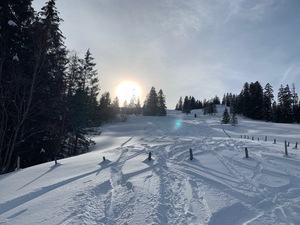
1,106,300,225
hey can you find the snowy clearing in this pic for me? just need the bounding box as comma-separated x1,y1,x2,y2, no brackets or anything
1,106,300,225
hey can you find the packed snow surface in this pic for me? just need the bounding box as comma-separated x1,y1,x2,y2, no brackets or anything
1,106,300,225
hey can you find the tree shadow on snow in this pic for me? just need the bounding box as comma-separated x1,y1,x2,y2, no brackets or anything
18,163,62,190
0,165,103,216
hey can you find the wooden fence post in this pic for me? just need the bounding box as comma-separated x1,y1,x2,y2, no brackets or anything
17,156,20,170
295,142,298,149
284,140,288,156
274,139,276,144
189,148,193,160
148,152,152,161
245,147,249,158
265,136,267,142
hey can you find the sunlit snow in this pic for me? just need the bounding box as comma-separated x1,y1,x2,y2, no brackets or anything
1,105,300,225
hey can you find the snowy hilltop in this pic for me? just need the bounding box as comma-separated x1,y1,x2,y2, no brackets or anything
1,106,300,225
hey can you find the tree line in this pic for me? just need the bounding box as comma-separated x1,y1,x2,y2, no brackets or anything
119,86,167,116
222,81,300,123
175,81,299,125
175,95,220,115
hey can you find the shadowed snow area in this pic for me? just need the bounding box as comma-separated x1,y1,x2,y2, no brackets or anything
1,106,300,225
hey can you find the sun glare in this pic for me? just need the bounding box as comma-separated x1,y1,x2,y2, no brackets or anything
115,81,142,106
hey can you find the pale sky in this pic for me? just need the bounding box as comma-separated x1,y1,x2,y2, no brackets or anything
33,0,300,108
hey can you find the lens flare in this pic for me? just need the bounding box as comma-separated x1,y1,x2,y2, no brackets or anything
176,121,181,128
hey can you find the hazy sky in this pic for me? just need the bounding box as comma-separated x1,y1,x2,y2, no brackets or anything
33,0,300,108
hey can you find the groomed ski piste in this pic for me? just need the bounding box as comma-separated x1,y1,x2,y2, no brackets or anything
1,105,300,225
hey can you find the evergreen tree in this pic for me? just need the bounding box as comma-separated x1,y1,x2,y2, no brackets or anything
143,87,159,116
37,0,68,161
291,83,299,122
157,89,167,116
225,93,231,107
222,94,226,105
182,96,191,114
128,94,137,109
272,101,280,122
64,50,102,156
294,100,300,123
263,83,274,121
213,95,220,105
197,100,203,109
123,100,128,108
98,92,112,123
203,101,217,115
190,96,197,109
278,85,293,123
229,94,238,114
241,82,250,117
112,96,120,115
80,49,99,97
66,52,81,97
135,98,142,115
125,93,142,115
249,81,263,120
80,49,100,126
222,108,230,124
175,97,183,110
67,88,90,156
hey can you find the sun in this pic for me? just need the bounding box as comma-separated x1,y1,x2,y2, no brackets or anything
115,81,142,106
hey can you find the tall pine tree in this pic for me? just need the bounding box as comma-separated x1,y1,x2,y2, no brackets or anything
182,96,191,114
35,0,68,162
80,49,100,126
157,89,167,116
263,83,274,121
143,87,159,116
277,85,293,123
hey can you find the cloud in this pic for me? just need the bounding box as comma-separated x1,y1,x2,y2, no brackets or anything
226,0,281,21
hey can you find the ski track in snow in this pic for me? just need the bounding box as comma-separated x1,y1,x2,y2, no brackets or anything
1,107,300,225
